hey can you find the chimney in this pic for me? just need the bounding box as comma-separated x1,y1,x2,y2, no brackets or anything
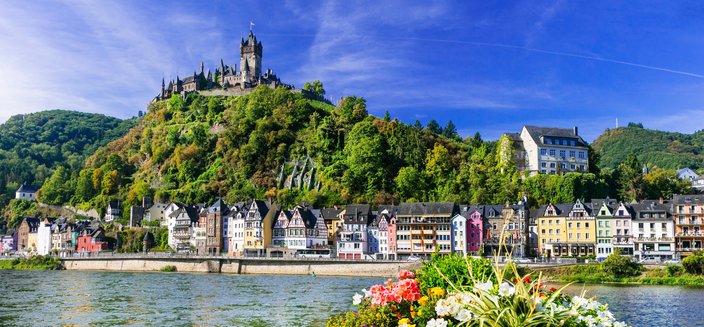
573,126,578,136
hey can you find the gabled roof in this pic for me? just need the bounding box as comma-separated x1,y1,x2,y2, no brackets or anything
16,183,37,193
320,208,342,220
209,198,229,214
252,200,271,218
396,202,457,216
672,194,704,204
523,125,588,147
22,217,40,230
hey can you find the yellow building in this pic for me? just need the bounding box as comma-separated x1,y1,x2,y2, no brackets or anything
537,203,568,257
243,200,277,256
562,199,596,257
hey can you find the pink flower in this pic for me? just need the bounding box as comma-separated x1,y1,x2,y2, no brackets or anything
397,270,416,280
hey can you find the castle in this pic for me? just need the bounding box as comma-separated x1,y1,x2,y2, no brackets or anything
154,30,291,102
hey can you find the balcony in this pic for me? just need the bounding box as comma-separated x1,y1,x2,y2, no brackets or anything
634,237,674,242
676,232,704,237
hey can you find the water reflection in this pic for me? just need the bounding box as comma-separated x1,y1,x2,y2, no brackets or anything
2,270,698,326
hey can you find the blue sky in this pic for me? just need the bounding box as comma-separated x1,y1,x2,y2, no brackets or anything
1,1,704,141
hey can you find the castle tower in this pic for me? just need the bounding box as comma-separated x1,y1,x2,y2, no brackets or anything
240,31,262,80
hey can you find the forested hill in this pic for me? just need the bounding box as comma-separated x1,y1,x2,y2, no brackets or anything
0,110,137,206
592,123,704,170
44,85,555,216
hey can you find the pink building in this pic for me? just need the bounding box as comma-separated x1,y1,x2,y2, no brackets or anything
467,209,484,252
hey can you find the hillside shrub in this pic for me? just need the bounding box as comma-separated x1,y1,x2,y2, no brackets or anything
601,250,643,278
683,252,704,275
160,265,177,272
665,264,685,277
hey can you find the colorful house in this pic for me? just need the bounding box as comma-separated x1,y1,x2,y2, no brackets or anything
631,200,674,261
673,194,704,257
243,200,275,257
451,213,468,256
77,228,108,253
611,202,634,256
337,204,372,259
394,202,457,258
537,204,570,257
17,217,40,253
593,199,616,260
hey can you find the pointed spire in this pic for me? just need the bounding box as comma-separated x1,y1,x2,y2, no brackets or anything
200,61,204,74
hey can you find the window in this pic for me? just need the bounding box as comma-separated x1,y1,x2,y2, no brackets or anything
585,233,590,239
571,164,575,170
550,162,556,168
541,162,546,168
578,151,585,159
577,222,581,228
540,149,547,155
568,233,573,239
568,222,572,228
541,169,546,174
560,150,566,158
585,222,589,228
549,149,556,156
570,150,576,157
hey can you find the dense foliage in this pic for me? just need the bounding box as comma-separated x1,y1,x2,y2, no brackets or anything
43,86,624,212
0,255,63,270
683,251,704,274
415,254,494,292
1,86,697,220
600,249,643,278
0,110,136,209
592,123,704,170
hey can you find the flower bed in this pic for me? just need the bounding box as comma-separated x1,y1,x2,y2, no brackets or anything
327,255,628,327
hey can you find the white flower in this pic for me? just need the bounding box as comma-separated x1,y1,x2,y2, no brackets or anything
613,322,628,327
498,282,515,297
473,280,493,292
362,288,371,297
572,296,589,309
456,292,473,305
352,293,363,305
435,299,452,316
454,308,473,322
427,318,448,327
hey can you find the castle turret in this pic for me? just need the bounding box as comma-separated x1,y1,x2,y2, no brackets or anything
240,31,262,80
200,61,204,74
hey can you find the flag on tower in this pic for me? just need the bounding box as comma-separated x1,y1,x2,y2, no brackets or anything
250,21,255,31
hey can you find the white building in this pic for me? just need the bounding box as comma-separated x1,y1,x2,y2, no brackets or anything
337,204,371,259
15,183,37,201
631,201,675,261
36,219,53,255
677,168,699,182
451,214,468,256
144,203,169,225
228,206,246,256
512,126,589,175
104,201,121,222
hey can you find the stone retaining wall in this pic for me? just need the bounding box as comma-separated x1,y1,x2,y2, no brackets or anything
62,257,421,277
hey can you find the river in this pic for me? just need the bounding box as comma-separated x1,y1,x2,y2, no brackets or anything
0,270,700,326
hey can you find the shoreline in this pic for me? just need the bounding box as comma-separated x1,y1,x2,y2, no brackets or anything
58,256,422,277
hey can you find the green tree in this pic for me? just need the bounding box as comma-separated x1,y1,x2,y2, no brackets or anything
342,119,388,200
601,249,643,277
425,120,442,134
38,166,72,205
303,80,326,97
618,153,644,201
442,120,460,141
395,166,426,201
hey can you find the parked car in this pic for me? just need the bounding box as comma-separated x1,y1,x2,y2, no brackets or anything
663,259,681,264
407,255,422,262
513,258,532,264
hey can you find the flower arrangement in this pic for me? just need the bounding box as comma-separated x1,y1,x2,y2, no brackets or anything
327,259,629,327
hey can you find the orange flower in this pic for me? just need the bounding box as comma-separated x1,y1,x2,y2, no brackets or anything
417,296,429,306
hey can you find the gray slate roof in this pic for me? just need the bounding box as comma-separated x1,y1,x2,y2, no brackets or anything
524,125,588,147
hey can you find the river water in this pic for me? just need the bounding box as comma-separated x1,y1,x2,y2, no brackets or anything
0,270,701,326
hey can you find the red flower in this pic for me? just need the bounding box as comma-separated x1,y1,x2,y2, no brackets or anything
397,270,416,280
522,276,532,283
549,287,557,292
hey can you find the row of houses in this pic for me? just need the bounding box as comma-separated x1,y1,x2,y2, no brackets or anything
2,217,107,255
145,194,704,261
7,193,704,262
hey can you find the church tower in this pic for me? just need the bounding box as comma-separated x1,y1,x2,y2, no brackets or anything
240,31,262,80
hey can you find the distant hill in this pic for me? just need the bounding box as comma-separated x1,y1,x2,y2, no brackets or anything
592,123,704,170
0,110,137,206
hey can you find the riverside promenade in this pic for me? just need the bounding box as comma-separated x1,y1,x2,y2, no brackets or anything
61,254,422,277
